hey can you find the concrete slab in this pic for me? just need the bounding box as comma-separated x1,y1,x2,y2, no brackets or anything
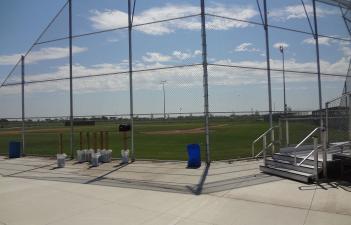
304,210,351,225
311,183,351,216
219,179,315,209
0,156,350,225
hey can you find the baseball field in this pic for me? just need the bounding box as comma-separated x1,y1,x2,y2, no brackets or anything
0,117,332,160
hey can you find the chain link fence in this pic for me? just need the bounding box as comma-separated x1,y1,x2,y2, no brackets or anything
0,0,350,161
326,93,351,144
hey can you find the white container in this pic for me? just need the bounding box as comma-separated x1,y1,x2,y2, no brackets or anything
82,149,88,161
86,149,94,162
100,149,112,163
121,149,129,164
100,149,106,163
76,150,85,163
106,150,112,163
91,152,101,167
57,153,67,168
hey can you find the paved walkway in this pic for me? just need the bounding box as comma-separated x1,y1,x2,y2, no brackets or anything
0,156,350,225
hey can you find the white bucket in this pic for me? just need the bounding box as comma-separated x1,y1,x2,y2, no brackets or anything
100,149,113,163
121,149,129,164
57,153,67,168
91,152,101,167
86,149,94,162
76,150,85,163
100,149,106,162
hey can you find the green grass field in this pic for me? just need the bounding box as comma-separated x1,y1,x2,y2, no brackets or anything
0,118,346,160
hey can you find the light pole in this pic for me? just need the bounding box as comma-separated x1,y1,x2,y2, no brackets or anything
160,80,167,119
279,45,287,114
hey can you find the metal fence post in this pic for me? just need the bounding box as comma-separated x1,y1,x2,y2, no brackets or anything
312,0,323,129
200,0,210,165
128,0,135,162
69,0,74,158
263,135,267,166
286,119,289,146
252,143,255,158
321,128,327,178
313,137,319,183
271,129,275,153
278,118,282,143
21,55,25,156
263,0,273,130
325,102,329,145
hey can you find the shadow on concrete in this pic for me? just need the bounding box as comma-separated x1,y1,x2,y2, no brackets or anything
0,157,281,195
84,162,130,184
187,163,210,195
298,180,351,192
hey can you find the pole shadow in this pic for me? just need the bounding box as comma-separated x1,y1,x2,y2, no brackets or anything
187,163,210,195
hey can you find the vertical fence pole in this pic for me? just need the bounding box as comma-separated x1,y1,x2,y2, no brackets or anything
278,118,282,143
162,81,166,120
321,128,327,177
100,131,104,150
271,129,275,153
105,131,109,149
21,55,25,156
86,132,90,149
313,137,319,183
93,132,97,153
286,119,289,146
128,0,135,162
282,47,287,114
325,102,329,145
68,0,74,158
59,133,63,154
252,143,255,158
312,0,326,175
263,0,273,129
200,0,210,164
263,135,267,166
312,0,323,119
79,131,83,150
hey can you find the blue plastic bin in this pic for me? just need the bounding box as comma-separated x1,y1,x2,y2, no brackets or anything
187,144,201,168
9,141,21,158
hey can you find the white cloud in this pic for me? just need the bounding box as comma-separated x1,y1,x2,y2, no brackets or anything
0,46,87,66
302,37,351,57
172,51,192,60
303,37,332,46
270,4,337,21
107,38,120,43
273,42,289,49
0,53,23,66
142,52,172,63
90,9,128,30
340,45,351,56
89,4,257,35
27,46,87,64
235,43,260,52
194,50,202,56
141,50,201,63
335,39,351,57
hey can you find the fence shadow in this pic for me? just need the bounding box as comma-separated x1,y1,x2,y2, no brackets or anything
0,156,281,195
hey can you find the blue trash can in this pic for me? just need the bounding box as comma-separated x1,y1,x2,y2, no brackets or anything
187,144,201,168
9,141,21,158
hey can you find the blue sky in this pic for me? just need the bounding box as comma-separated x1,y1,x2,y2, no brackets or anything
0,0,350,118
